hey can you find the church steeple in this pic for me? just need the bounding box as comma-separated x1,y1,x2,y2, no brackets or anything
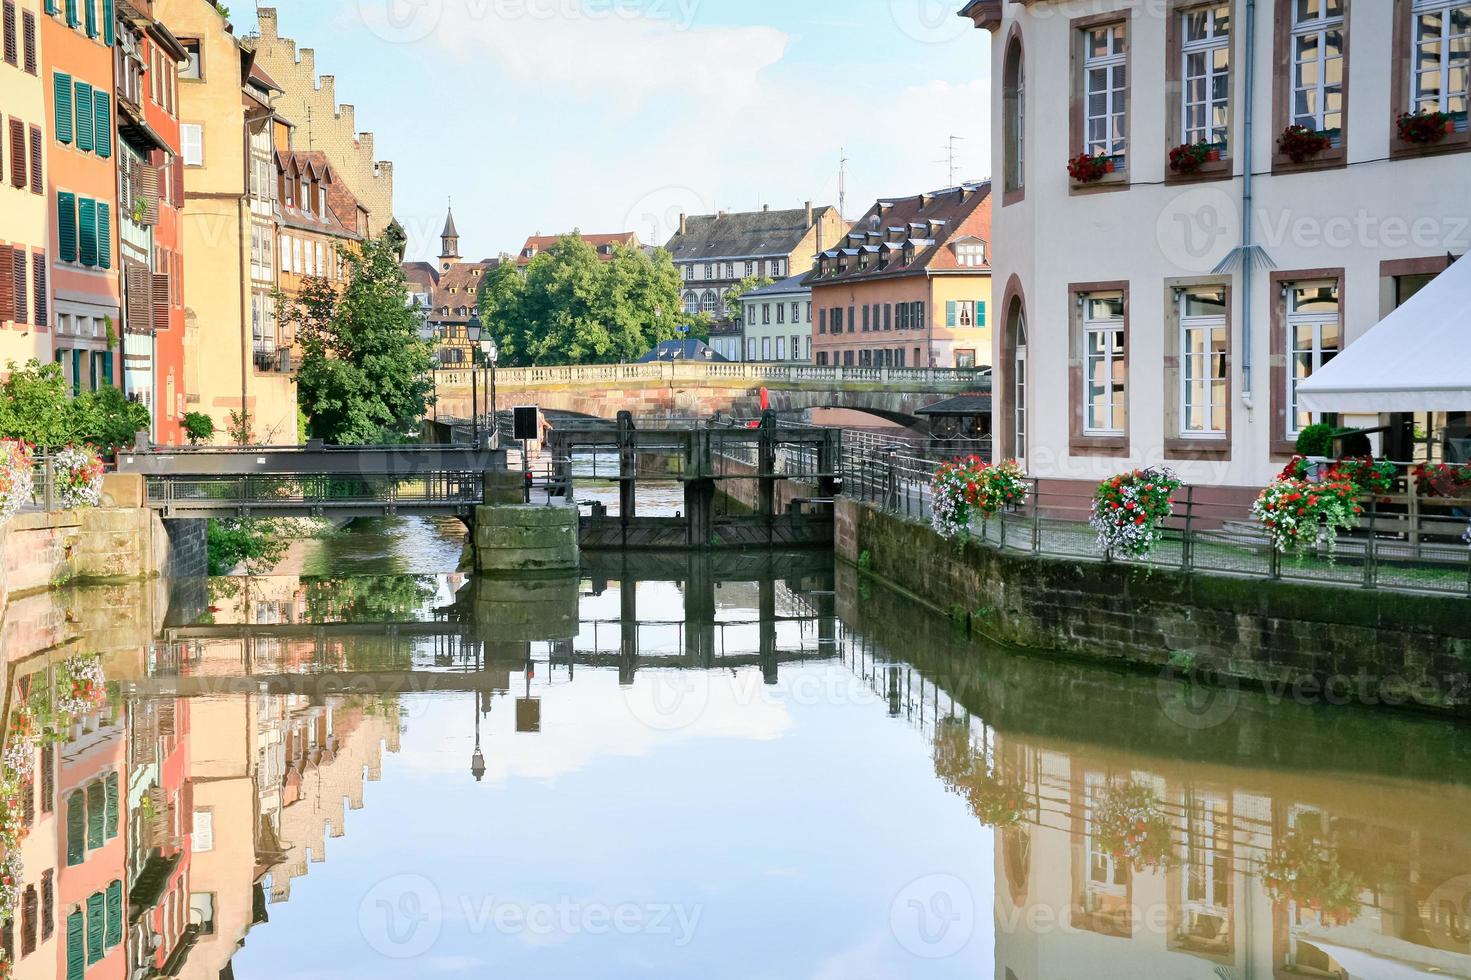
439,199,461,272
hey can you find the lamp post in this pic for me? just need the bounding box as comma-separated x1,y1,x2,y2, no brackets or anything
481,337,499,448
466,316,482,446
470,691,486,782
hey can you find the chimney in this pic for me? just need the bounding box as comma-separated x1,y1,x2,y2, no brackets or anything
763,204,769,212
805,200,813,226
679,212,687,235
718,210,727,218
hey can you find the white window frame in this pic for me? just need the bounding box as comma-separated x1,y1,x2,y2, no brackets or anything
776,336,786,360
1291,0,1346,135
1411,0,1471,123
1178,286,1228,437
1083,293,1127,435
1083,23,1129,162
180,123,204,166
1014,318,1028,461
1181,5,1231,147
1287,281,1341,435
746,338,757,360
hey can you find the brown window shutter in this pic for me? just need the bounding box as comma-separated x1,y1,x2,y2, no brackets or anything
153,272,169,331
172,153,184,208
140,164,160,225
0,246,14,322
8,120,23,189
22,10,34,74
123,263,148,332
28,124,40,194
11,248,26,325
2,1,16,67
119,153,132,213
31,254,45,327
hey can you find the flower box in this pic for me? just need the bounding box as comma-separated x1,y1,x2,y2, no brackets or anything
1397,110,1453,145
1167,141,1222,174
1068,152,1116,184
1277,125,1334,163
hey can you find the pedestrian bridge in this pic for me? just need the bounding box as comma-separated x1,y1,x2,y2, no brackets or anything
432,361,990,427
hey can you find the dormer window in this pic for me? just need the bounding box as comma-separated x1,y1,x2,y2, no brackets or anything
955,242,986,267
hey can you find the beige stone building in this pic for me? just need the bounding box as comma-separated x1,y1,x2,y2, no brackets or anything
247,7,394,238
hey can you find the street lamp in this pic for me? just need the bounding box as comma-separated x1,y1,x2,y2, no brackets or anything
466,316,483,445
470,691,486,782
481,336,498,448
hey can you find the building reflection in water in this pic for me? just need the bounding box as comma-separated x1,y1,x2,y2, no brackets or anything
0,558,1469,979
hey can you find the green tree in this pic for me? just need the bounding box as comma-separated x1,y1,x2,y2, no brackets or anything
477,260,529,364
723,274,774,323
0,360,148,451
600,245,687,361
284,236,436,444
182,411,215,445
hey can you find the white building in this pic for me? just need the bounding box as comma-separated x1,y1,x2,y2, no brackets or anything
963,0,1471,511
741,275,813,362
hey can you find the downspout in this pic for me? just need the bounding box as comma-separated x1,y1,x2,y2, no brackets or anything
1240,0,1257,411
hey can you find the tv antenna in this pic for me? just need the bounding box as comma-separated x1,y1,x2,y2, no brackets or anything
939,135,964,185
838,148,849,221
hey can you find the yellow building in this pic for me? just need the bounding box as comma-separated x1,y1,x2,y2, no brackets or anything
157,0,296,444
0,0,50,371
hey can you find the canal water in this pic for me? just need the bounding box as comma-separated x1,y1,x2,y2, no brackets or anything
5,516,1471,978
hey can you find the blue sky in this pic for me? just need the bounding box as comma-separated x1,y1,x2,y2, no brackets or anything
242,1,993,262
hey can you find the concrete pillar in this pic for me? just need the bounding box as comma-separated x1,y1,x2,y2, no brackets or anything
474,504,578,574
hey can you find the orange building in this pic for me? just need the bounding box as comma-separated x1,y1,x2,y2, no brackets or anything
43,0,121,394
0,0,52,371
807,182,994,370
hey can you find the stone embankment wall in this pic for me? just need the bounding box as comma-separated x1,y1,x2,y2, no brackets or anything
836,499,1471,716
0,475,205,619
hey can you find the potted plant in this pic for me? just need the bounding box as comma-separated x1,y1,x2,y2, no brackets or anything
1413,461,1471,499
1068,152,1115,184
1168,141,1220,174
1277,124,1334,163
929,457,1029,541
1252,474,1361,556
1397,109,1454,145
1093,781,1173,873
1089,466,1183,559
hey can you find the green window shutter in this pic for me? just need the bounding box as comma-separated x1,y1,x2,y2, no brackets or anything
57,192,77,263
103,772,118,839
78,198,97,267
99,352,112,386
64,0,76,28
976,300,986,327
93,92,110,158
71,349,81,395
85,892,103,963
74,82,93,152
946,301,956,327
65,790,85,865
83,0,95,37
53,72,72,144
102,0,112,44
65,910,84,980
85,780,104,848
96,203,111,269
45,0,56,14
103,880,122,947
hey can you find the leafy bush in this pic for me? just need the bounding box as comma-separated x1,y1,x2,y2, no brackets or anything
182,412,215,445
0,360,147,452
1294,423,1336,457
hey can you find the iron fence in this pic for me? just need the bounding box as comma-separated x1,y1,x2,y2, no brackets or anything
842,447,1471,599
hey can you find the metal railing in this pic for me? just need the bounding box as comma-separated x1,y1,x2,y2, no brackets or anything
433,361,990,390
144,472,486,516
843,447,1471,599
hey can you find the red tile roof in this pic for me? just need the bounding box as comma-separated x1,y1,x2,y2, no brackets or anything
803,182,992,286
516,232,641,266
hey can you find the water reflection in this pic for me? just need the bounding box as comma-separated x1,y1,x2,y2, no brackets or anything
1,554,1469,978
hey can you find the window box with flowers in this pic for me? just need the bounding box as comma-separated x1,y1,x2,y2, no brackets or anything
1397,109,1457,145
1067,152,1122,187
1166,141,1226,178
1276,125,1335,164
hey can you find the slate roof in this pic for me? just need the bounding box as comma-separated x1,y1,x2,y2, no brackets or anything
442,208,459,239
744,274,812,299
665,206,839,262
803,183,992,288
637,339,728,362
915,391,994,416
402,261,439,291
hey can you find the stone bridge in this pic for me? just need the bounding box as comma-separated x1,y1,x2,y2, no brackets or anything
431,362,989,427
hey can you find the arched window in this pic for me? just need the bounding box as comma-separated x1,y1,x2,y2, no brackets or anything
700,290,718,314
1009,301,1028,461
1003,35,1025,194
683,292,699,315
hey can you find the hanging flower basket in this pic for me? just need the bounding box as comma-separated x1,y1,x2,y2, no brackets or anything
54,444,104,510
1092,780,1173,872
1277,125,1334,163
1090,466,1182,559
1167,141,1220,174
930,457,1029,540
0,441,35,526
1068,152,1115,184
932,724,1028,828
55,655,107,720
1252,476,1361,555
1263,828,1365,922
1397,110,1453,145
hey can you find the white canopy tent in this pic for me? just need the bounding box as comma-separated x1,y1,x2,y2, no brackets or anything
1297,253,1471,413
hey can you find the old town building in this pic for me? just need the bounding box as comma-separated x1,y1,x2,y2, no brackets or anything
158,0,296,444
0,0,51,369
963,0,1471,505
246,7,393,237
739,274,813,362
43,0,121,394
515,230,642,267
274,142,368,329
408,207,505,366
666,203,846,322
806,181,993,369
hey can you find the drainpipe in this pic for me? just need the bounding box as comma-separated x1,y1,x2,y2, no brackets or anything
1239,0,1258,411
